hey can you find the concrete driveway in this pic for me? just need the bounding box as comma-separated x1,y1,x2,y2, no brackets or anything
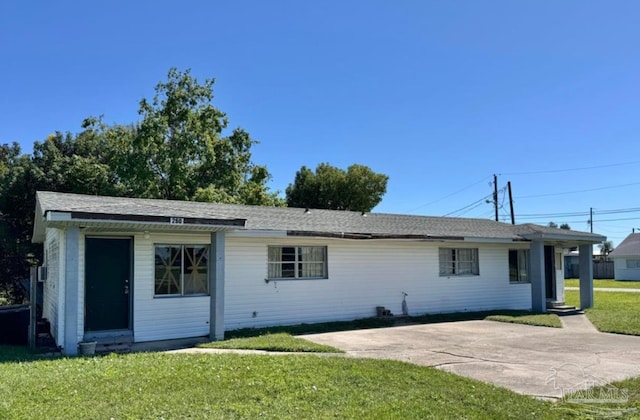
301,315,640,400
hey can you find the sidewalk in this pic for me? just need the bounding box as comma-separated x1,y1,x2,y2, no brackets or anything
565,286,640,293
556,312,598,333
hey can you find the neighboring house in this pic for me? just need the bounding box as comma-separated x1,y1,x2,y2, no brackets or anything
33,191,605,355
609,233,640,280
563,249,614,279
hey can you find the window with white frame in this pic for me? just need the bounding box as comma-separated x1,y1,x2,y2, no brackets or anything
626,259,640,269
439,248,479,276
509,249,529,283
268,246,327,279
155,245,209,296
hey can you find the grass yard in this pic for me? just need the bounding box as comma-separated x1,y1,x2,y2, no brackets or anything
485,313,562,328
223,310,562,344
565,279,640,289
198,311,560,355
565,290,640,335
199,332,342,353
1,347,629,419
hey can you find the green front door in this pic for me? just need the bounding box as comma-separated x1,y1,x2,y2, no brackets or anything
85,238,131,331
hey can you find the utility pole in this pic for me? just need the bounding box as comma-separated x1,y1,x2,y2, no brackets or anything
589,207,593,233
493,174,498,222
507,181,515,224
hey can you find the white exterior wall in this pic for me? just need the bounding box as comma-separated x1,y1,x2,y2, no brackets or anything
48,227,534,344
76,233,85,344
43,228,64,343
223,237,532,331
133,232,212,342
613,257,640,280
555,247,565,302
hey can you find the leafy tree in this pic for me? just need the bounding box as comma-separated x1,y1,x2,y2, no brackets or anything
0,67,282,304
118,68,280,203
599,240,614,260
547,222,571,230
0,143,40,302
286,163,388,212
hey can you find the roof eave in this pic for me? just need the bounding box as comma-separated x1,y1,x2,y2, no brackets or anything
32,200,46,243
40,210,247,234
519,232,606,245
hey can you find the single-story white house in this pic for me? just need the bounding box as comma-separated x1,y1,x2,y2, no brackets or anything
33,191,605,355
610,233,640,280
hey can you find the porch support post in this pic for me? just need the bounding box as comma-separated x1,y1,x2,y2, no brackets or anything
579,244,594,309
63,227,80,355
209,231,225,341
530,240,546,313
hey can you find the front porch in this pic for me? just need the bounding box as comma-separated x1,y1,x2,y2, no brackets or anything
530,241,596,313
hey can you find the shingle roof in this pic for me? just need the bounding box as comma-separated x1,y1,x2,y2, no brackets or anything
609,233,640,257
35,191,605,243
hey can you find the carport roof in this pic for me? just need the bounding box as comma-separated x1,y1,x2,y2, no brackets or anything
33,191,606,245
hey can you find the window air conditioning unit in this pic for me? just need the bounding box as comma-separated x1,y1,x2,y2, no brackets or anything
38,266,47,282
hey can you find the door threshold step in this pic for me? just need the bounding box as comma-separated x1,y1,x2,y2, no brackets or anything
96,343,132,353
548,307,580,315
548,305,576,311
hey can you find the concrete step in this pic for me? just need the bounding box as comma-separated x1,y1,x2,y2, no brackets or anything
96,342,131,353
547,307,580,315
549,305,576,311
93,336,133,346
87,332,134,354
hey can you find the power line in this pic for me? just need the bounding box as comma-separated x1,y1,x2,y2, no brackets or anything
518,213,589,220
502,160,640,176
454,200,490,217
406,176,492,213
598,207,640,215
443,187,507,218
442,193,493,217
516,181,640,199
586,216,640,223
516,206,640,219
518,216,640,224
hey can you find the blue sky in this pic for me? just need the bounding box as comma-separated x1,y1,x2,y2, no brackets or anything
1,1,639,247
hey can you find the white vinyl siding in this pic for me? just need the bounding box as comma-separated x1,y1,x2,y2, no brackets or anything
134,233,211,342
613,257,640,281
77,233,85,344
224,237,530,331
43,228,62,343
53,227,533,344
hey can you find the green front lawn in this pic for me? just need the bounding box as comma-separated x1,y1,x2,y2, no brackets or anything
0,349,602,419
565,279,640,289
485,313,562,328
223,310,562,344
199,332,342,353
565,290,640,335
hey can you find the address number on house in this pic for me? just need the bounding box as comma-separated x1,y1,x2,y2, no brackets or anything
170,217,184,225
